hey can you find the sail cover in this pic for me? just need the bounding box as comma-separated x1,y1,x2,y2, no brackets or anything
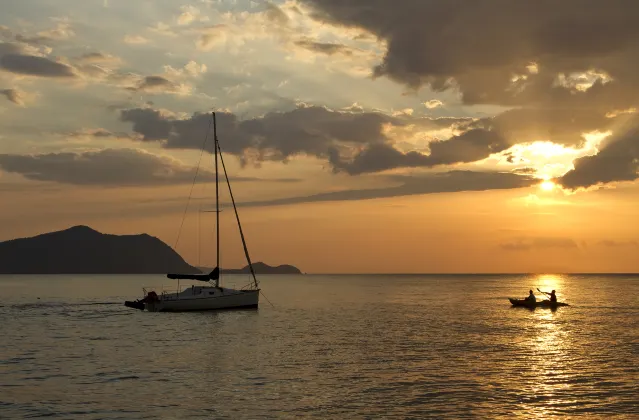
167,267,219,282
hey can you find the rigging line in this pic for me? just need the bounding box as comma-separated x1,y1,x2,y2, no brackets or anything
260,290,275,308
173,114,214,251
217,138,259,289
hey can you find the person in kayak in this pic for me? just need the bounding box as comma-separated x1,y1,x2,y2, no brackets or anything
539,289,557,302
526,289,536,303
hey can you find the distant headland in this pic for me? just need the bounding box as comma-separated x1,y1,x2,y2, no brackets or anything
0,225,301,275
198,262,302,275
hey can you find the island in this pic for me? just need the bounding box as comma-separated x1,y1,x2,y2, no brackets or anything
0,225,201,274
198,262,303,275
0,225,302,275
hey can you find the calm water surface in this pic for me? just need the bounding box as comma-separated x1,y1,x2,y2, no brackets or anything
0,274,637,418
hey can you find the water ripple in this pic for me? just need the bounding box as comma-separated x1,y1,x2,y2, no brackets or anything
0,274,637,418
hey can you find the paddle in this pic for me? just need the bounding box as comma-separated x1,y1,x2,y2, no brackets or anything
537,287,561,304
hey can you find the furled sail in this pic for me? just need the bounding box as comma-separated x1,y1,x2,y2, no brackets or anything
167,267,219,282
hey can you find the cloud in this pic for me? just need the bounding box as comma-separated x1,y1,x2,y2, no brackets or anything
558,117,639,189
0,42,23,57
2,23,195,97
483,107,611,147
176,5,208,26
63,128,138,141
299,0,639,187
500,237,579,251
0,53,76,78
148,22,178,37
330,128,507,175
423,100,443,109
302,1,639,102
294,38,356,56
0,20,74,46
192,2,379,69
0,88,29,106
35,20,75,41
163,60,207,78
123,35,150,45
195,24,229,51
0,148,210,186
597,240,639,247
240,170,535,207
128,75,191,95
76,52,123,66
119,105,488,173
58,50,199,97
0,148,303,187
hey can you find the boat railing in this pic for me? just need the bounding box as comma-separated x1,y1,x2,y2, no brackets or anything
141,280,256,297
142,285,183,297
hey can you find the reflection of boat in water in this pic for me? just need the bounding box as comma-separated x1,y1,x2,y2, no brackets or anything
124,112,260,312
509,298,569,309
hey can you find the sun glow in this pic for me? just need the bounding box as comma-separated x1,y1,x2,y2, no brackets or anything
540,180,555,192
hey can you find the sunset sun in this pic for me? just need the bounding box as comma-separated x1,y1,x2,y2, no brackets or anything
540,180,556,192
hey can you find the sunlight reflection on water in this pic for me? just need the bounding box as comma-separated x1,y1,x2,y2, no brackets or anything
0,274,637,418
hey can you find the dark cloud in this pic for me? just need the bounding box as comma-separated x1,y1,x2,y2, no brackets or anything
0,88,25,106
0,42,23,57
328,143,429,175
483,108,611,147
264,2,291,25
294,38,354,56
426,129,507,165
329,129,506,174
128,75,185,94
120,108,175,141
558,118,639,189
0,148,301,187
0,149,207,186
0,54,76,78
119,105,495,173
300,0,639,177
240,170,535,207
302,0,639,103
500,237,579,251
513,167,537,175
121,105,395,159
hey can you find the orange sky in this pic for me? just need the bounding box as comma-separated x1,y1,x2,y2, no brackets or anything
2,1,639,273
2,178,638,273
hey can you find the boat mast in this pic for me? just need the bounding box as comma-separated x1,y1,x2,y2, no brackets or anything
213,112,220,288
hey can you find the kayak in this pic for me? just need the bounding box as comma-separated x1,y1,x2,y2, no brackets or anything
509,298,569,308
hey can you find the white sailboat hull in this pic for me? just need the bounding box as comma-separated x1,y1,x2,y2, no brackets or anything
145,288,259,312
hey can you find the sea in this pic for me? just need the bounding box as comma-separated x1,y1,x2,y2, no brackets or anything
0,274,637,419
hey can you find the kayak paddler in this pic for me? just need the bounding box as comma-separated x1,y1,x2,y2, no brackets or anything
526,289,536,302
539,289,557,302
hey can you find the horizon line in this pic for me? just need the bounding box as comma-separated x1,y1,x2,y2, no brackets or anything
2,272,638,276
294,272,639,276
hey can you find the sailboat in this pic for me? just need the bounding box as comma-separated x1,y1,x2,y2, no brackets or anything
124,112,260,312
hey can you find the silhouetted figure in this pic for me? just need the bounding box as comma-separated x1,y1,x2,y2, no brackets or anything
540,289,557,302
526,289,536,302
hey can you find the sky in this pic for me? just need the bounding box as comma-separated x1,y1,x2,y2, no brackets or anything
1,0,639,273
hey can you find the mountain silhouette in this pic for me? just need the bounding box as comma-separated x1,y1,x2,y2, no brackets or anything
0,225,199,274
199,262,302,275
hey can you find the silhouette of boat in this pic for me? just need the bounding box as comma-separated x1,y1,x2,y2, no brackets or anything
508,298,569,309
125,112,260,312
